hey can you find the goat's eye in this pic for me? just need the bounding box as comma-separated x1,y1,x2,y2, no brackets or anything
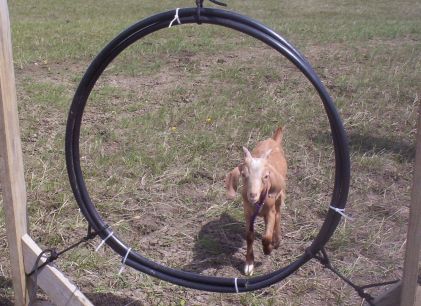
264,174,269,180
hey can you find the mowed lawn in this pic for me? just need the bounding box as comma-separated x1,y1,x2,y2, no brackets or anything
1,0,420,305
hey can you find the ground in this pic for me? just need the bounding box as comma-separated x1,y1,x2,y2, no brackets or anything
1,0,421,305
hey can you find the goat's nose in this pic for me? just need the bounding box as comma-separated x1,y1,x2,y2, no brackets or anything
249,192,258,200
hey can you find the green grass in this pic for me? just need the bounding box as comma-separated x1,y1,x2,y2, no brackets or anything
10,0,420,65
0,0,420,305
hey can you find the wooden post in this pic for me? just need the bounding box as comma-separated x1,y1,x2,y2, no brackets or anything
401,101,421,306
0,0,31,304
0,1,93,305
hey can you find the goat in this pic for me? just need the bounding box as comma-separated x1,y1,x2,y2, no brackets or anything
225,127,287,276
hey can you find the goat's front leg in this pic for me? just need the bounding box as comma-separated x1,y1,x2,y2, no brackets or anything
262,206,276,255
244,208,255,276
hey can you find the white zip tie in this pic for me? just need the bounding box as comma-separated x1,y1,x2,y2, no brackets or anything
330,206,354,221
95,231,114,252
118,248,132,275
234,277,239,293
169,8,181,28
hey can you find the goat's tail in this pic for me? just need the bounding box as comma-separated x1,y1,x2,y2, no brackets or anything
225,166,241,199
272,126,284,144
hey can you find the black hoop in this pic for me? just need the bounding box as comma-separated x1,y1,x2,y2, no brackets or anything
65,7,350,292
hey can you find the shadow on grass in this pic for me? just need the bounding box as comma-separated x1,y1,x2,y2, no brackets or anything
86,293,143,306
312,132,415,162
183,213,247,274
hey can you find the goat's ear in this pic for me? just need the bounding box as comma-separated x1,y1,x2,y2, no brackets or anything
272,126,284,144
242,146,252,161
225,166,241,199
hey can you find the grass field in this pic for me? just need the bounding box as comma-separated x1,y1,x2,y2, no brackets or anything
1,0,421,305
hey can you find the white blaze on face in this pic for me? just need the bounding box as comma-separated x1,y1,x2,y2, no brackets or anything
246,157,265,203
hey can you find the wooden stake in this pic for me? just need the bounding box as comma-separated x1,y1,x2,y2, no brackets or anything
0,0,30,304
401,101,421,305
0,2,93,305
372,282,421,306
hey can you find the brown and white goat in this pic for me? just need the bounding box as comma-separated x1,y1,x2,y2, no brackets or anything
225,127,287,276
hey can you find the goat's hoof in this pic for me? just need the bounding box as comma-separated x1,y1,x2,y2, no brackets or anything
244,263,254,276
272,240,280,249
262,238,273,255
263,243,273,255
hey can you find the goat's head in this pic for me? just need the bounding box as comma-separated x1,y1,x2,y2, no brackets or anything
225,147,271,204
240,147,271,204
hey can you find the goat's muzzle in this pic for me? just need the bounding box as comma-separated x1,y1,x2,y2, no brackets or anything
249,181,271,232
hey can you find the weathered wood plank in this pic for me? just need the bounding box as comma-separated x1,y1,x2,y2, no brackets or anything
373,283,421,306
401,102,421,306
416,285,421,305
0,0,30,304
371,281,402,306
22,234,94,306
